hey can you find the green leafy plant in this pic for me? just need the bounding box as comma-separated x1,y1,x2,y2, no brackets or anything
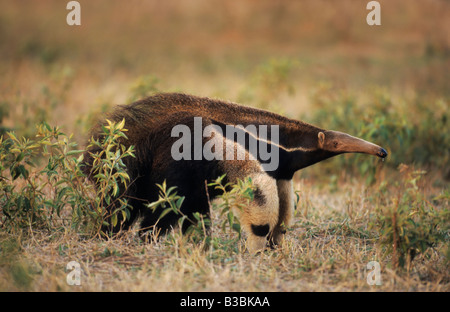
375,165,449,270
83,119,135,235
0,120,136,237
147,180,186,228
146,180,212,245
207,175,256,239
0,122,86,232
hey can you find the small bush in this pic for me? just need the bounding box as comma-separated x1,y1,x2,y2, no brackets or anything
373,165,449,270
83,118,135,236
0,120,135,237
0,123,85,232
207,174,256,239
146,179,189,236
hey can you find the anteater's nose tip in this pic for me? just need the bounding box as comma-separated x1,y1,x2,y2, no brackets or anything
378,148,388,158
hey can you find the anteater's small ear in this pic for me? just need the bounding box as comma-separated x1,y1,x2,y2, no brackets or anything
318,132,325,146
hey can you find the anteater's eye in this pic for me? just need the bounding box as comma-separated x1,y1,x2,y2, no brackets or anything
333,141,338,148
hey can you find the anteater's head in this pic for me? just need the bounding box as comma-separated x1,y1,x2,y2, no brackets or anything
317,130,388,159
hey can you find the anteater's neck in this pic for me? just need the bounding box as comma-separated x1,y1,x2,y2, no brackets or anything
272,148,337,180
266,125,337,180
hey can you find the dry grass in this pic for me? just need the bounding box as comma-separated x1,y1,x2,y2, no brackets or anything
0,175,448,292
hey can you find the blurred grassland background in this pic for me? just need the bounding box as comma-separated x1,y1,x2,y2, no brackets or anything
0,0,449,291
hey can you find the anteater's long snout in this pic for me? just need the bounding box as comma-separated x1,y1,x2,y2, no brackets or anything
327,131,388,159
356,139,388,159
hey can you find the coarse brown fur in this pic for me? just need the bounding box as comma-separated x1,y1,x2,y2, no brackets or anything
83,93,387,252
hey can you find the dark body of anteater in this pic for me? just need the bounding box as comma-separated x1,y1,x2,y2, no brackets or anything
83,93,387,252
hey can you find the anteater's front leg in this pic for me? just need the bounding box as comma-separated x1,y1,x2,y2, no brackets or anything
235,172,280,253
268,179,294,247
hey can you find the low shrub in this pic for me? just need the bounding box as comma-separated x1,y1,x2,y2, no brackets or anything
0,120,134,237
372,165,449,270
